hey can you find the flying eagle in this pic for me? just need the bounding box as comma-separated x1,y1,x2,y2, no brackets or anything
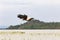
17,14,33,21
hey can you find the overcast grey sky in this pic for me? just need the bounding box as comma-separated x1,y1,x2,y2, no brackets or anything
0,0,60,28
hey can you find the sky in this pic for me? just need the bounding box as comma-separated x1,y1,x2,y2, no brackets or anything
0,0,60,28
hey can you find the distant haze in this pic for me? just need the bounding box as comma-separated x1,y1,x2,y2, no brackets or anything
0,0,60,28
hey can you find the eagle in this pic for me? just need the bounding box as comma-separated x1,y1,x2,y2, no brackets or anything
17,14,33,21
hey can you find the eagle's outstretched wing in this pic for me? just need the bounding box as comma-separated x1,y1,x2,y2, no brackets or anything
17,14,27,20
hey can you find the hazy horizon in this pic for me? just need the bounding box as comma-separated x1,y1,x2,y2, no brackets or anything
0,0,60,28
